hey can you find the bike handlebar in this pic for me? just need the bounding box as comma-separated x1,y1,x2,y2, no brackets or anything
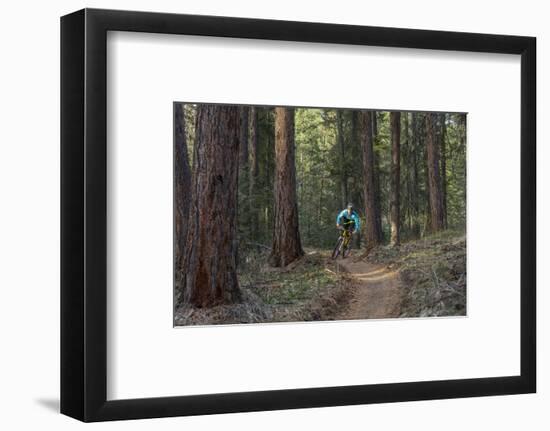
338,220,356,229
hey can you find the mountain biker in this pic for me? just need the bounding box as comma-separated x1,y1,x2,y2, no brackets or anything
336,203,361,235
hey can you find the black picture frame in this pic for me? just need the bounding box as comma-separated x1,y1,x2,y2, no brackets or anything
61,8,536,422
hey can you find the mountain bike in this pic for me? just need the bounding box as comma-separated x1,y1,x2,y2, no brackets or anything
331,220,355,259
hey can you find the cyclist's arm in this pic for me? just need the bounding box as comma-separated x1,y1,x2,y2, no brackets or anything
336,210,344,227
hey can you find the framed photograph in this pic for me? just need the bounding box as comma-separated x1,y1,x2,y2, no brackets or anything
61,8,536,422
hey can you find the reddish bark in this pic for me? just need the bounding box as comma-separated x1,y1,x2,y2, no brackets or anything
440,114,448,229
410,113,421,237
269,107,304,267
183,105,242,307
390,112,401,246
372,112,383,235
336,110,348,207
361,111,382,248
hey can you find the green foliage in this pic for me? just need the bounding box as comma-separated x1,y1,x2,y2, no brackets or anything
190,104,465,253
295,108,339,247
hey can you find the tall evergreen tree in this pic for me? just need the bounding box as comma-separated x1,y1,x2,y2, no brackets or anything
336,110,348,207
440,113,448,229
269,107,304,266
425,113,445,232
183,105,242,307
410,113,421,237
390,112,401,246
361,111,383,249
249,106,259,237
372,112,383,238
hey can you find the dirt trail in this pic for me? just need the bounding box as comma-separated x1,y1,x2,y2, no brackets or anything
335,258,402,320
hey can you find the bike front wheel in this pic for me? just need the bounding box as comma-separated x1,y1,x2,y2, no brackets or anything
331,237,343,259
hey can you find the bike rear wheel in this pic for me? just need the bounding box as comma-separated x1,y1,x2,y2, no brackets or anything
331,237,343,259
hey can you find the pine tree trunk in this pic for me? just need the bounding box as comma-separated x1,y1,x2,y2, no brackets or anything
440,113,448,229
410,113,421,237
265,117,274,241
238,107,250,241
361,111,382,249
174,103,191,271
372,112,383,238
420,113,431,234
249,107,259,237
350,111,362,249
426,113,445,232
390,112,401,246
337,110,348,207
460,114,467,204
269,107,304,267
402,113,413,233
183,105,242,307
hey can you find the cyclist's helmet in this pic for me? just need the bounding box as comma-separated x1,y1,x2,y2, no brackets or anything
346,203,354,211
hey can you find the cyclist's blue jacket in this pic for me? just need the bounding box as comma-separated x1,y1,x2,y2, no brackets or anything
336,209,361,231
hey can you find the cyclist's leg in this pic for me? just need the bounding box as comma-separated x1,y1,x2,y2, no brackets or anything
343,229,350,247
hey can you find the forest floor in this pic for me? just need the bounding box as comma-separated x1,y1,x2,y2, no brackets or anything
333,259,401,320
175,250,350,326
363,231,467,318
174,231,466,326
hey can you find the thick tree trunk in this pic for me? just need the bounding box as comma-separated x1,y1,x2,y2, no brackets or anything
265,117,274,241
426,113,445,232
336,110,348,207
183,105,242,307
249,107,259,237
174,103,191,271
361,111,382,249
440,113,448,229
390,112,401,246
269,107,304,267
